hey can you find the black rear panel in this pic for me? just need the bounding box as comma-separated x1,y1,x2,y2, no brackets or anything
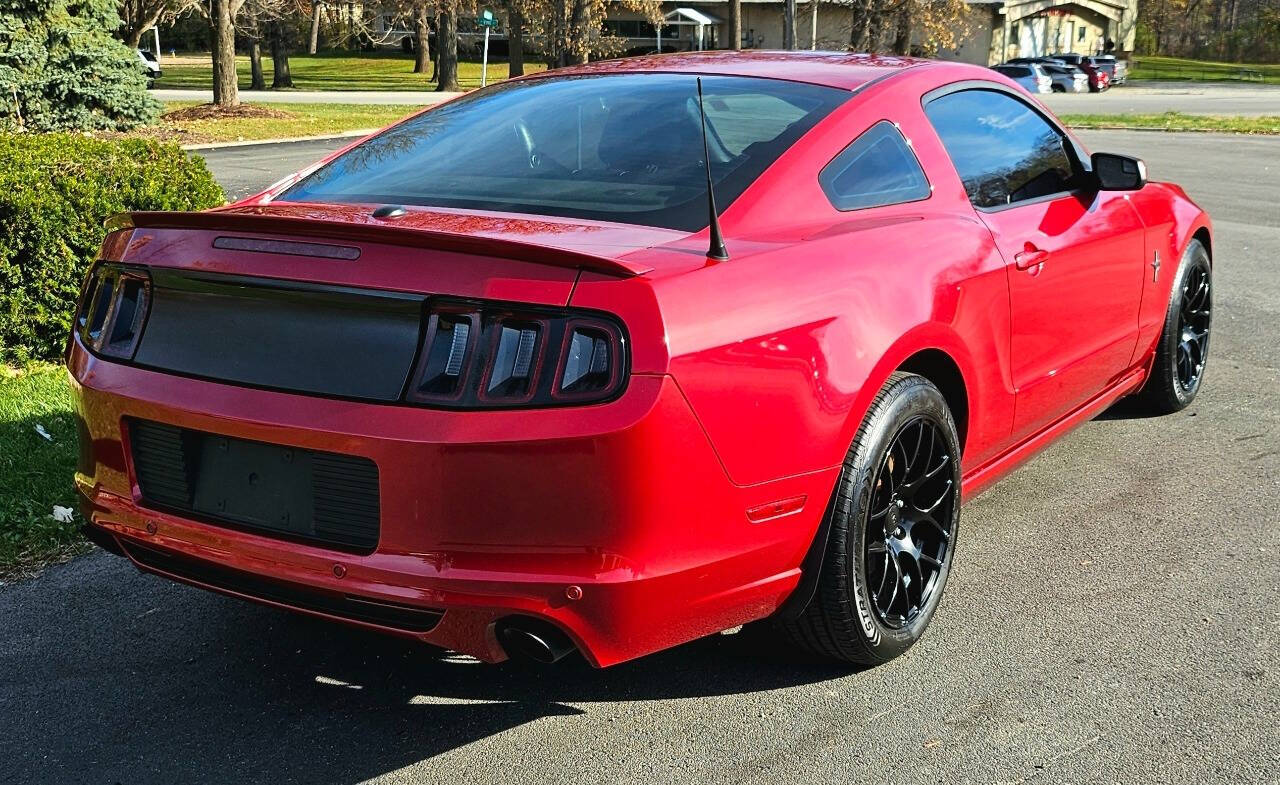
121,539,442,632
130,420,380,552
132,269,425,401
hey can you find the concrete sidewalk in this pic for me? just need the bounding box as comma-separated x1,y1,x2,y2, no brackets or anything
154,89,462,106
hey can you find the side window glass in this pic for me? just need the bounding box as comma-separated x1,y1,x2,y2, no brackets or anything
923,89,1076,209
819,121,931,211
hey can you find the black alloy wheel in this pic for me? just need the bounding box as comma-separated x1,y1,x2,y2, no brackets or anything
1175,262,1211,394
864,417,956,629
779,372,962,666
1136,239,1212,414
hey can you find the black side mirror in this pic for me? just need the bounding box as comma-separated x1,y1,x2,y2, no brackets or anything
1091,152,1147,191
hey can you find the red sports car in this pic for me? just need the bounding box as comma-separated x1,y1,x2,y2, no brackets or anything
70,52,1212,668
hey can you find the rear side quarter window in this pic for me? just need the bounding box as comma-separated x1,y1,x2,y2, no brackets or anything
819,121,931,211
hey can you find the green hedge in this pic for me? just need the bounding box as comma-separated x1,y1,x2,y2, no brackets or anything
0,133,224,363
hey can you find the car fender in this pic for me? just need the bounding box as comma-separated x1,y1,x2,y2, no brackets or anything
833,322,984,466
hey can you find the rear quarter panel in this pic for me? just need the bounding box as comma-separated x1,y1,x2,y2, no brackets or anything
606,76,1018,487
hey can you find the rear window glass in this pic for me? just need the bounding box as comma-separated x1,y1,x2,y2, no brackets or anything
819,121,930,211
279,74,848,232
995,66,1032,78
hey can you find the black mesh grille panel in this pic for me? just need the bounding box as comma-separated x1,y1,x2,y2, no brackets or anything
128,419,380,553
130,421,194,508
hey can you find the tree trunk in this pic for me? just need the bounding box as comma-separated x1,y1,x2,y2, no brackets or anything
783,0,797,50
567,0,590,64
436,7,460,91
309,2,322,54
508,5,525,76
248,18,266,91
550,0,566,67
270,20,294,88
211,0,239,107
413,4,432,74
892,3,911,55
729,0,741,49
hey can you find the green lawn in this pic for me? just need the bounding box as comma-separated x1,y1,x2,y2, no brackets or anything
156,101,421,143
0,364,83,580
154,51,545,91
1060,111,1280,134
1130,55,1280,85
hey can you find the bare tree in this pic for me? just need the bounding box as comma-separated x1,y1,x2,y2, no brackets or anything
247,13,267,90
118,0,200,48
210,0,243,107
436,6,460,90
413,3,433,74
729,0,741,49
508,1,525,75
309,1,322,53
269,18,294,87
844,0,969,55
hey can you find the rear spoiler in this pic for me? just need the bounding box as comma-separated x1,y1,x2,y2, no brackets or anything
106,211,653,277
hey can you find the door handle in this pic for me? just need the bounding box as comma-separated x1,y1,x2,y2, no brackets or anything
1014,247,1050,270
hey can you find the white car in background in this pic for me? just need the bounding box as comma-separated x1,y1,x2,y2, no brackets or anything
137,49,161,87
992,63,1053,94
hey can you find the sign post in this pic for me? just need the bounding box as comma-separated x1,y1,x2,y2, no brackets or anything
477,10,498,87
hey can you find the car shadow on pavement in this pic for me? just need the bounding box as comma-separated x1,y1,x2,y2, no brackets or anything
3,553,853,784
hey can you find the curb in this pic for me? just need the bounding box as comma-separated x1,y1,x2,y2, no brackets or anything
181,129,380,151
1064,123,1279,135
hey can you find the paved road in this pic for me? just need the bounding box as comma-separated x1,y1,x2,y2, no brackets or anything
1042,81,1280,116
4,131,1277,784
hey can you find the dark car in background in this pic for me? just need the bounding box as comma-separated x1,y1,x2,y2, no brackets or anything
1050,54,1114,91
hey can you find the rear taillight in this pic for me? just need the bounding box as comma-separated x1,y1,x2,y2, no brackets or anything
405,300,626,408
74,263,151,359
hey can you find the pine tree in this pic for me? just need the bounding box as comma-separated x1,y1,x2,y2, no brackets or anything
0,0,160,131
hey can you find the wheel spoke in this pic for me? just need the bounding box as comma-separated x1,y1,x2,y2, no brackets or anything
861,415,958,628
913,478,953,514
914,514,951,540
922,452,950,481
906,422,925,479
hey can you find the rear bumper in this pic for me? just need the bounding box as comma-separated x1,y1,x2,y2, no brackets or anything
70,340,836,666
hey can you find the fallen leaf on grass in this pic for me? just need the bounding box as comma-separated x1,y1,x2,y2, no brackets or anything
51,505,74,523
34,424,53,441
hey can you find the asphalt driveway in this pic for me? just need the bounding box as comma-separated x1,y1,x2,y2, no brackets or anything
3,130,1276,784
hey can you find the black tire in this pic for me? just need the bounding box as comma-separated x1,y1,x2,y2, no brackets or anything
1136,239,1212,414
779,372,962,665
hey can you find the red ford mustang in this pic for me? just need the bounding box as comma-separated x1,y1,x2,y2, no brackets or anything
70,52,1212,668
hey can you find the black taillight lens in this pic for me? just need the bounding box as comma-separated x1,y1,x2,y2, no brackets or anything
405,301,626,408
74,263,151,360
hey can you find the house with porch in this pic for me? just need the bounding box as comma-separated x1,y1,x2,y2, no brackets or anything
602,1,1138,64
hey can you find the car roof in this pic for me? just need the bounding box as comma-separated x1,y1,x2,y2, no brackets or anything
535,50,955,91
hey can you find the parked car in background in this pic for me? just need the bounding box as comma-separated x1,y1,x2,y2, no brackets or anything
1093,55,1128,84
992,63,1053,94
136,48,161,87
1042,63,1090,93
1050,54,1111,91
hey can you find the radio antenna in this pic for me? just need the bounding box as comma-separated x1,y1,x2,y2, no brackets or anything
695,77,729,262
